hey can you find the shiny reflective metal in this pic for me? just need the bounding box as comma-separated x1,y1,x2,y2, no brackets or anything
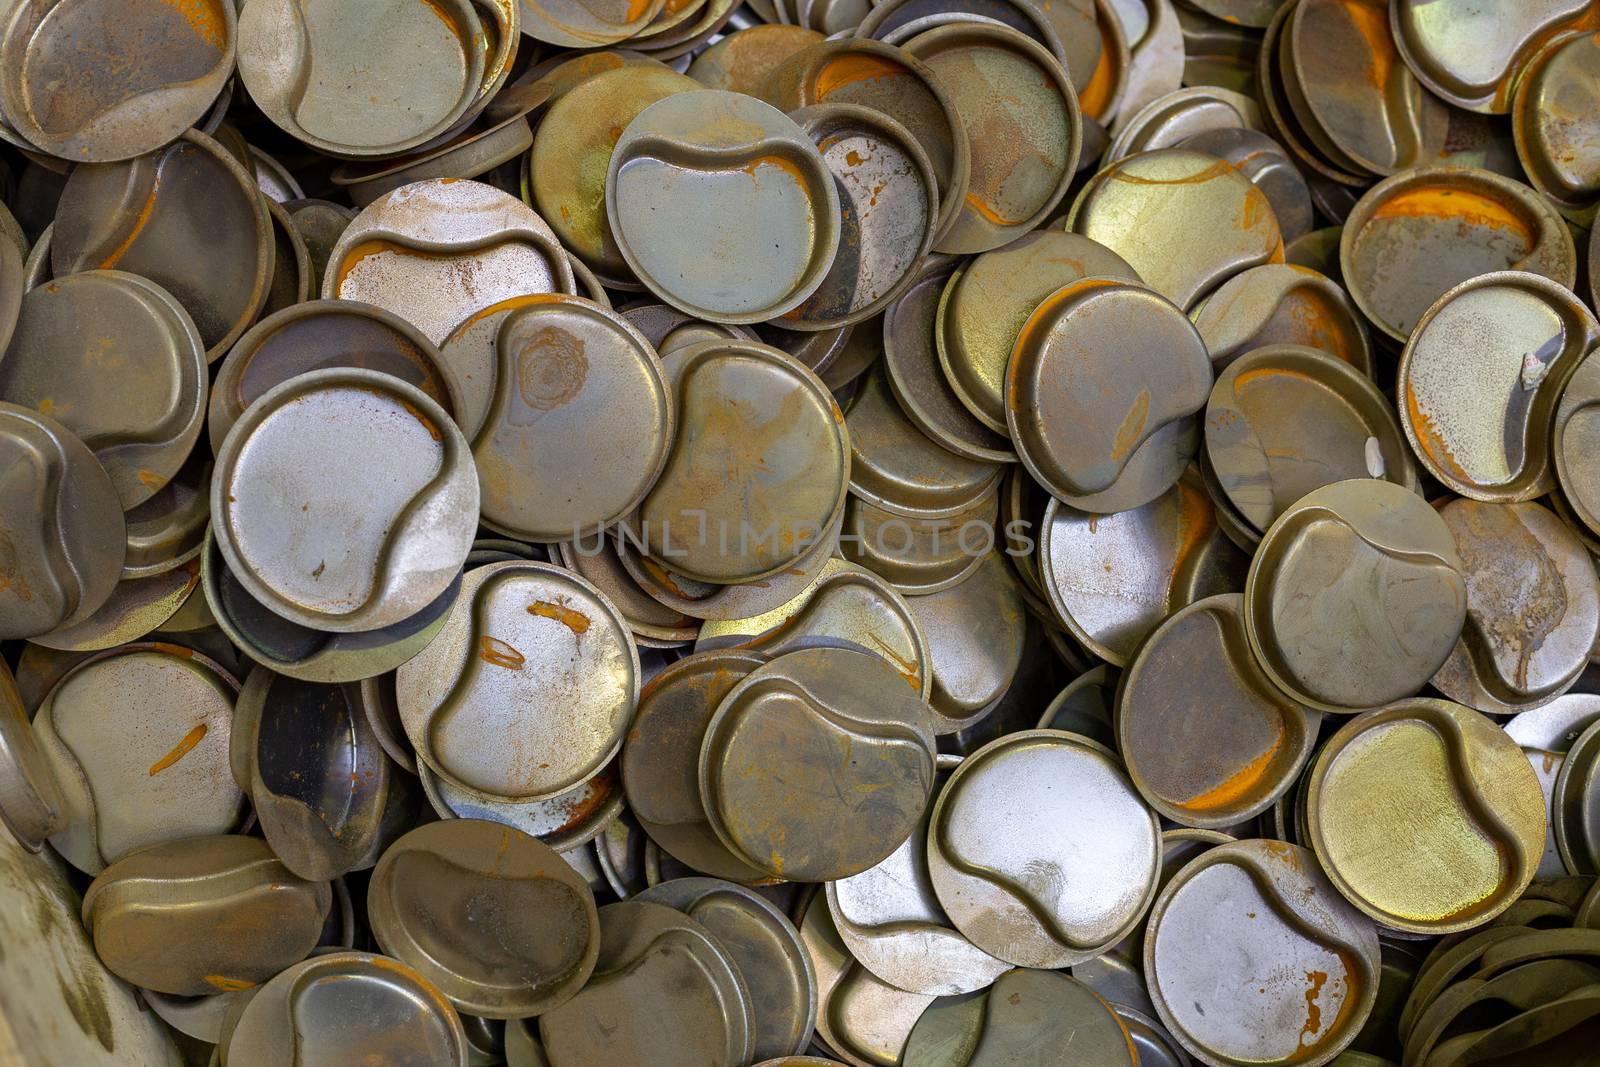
0,270,206,510
637,877,817,1060
1243,479,1467,713
1119,593,1319,828
1514,30,1600,222
1341,168,1578,344
1108,0,1186,138
0,403,124,640
82,834,331,996
1069,147,1285,312
1191,263,1372,376
28,555,204,652
607,90,839,323
1181,127,1314,243
936,230,1140,436
1389,0,1595,114
1205,345,1413,536
368,819,601,1018
639,338,848,584
538,899,754,1066
901,23,1081,254
51,130,272,362
1144,839,1381,1067
901,969,1136,1067
0,657,63,851
1307,699,1548,934
1556,348,1600,543
122,448,210,581
396,560,639,803
555,537,700,645
1009,277,1211,513
1432,501,1599,714
928,729,1160,968
1505,694,1600,878
420,753,623,854
1039,469,1248,666
1107,85,1261,163
699,646,936,881
325,178,575,345
902,551,1025,732
840,492,996,596
33,644,245,874
211,367,478,633
1554,718,1600,876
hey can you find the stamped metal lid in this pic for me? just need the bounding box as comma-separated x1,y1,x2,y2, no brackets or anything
368,819,601,1017
1190,263,1372,376
518,0,662,46
0,0,236,163
928,729,1161,968
1008,277,1212,513
33,644,245,875
1431,500,1600,714
82,834,332,997
901,23,1082,254
1180,127,1314,244
396,560,638,803
639,338,848,584
1555,346,1600,542
212,367,478,634
1106,85,1262,163
223,951,468,1067
607,90,840,323
1119,593,1320,829
0,658,64,852
637,877,817,1061
699,645,937,881
419,753,623,854
325,178,576,345
555,537,700,645
1389,0,1593,114
51,130,273,362
621,649,772,883
901,550,1025,733
1069,148,1285,312
1341,167,1577,344
1307,699,1547,934
122,448,210,581
937,231,1141,436
539,899,754,1065
1513,30,1600,222
901,969,1136,1067
1243,479,1467,712
237,0,486,157
0,270,207,510
0,403,124,639
1144,839,1381,1067
1039,470,1248,666
1205,344,1414,535
852,0,1080,90
1504,693,1600,878
471,295,673,542
688,25,825,94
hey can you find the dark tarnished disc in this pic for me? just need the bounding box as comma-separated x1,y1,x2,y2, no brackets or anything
368,819,601,1018
639,338,848,584
853,0,1085,93
1144,839,1381,1067
1554,717,1600,876
1191,263,1372,376
1205,344,1414,535
1555,348,1600,540
1341,167,1577,344
901,23,1082,254
121,446,209,581
325,178,576,345
223,951,468,1067
34,644,245,874
0,270,206,510
51,130,272,362
1398,271,1599,502
1008,277,1212,513
927,729,1160,968
1068,147,1285,311
1307,699,1547,934
237,0,486,158
637,878,817,1061
0,658,64,852
0,403,124,640
699,645,937,881
1119,593,1320,829
607,90,840,324
82,834,331,997
621,650,773,883
901,969,1136,1067
212,368,479,634
0,0,236,163
937,231,1140,436
209,298,461,455
1431,500,1600,714
1244,479,1467,713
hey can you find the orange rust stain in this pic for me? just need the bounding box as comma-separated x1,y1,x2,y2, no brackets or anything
1299,969,1329,1044
609,125,624,143
1370,186,1536,247
1110,158,1236,187
418,0,470,45
98,174,162,270
865,633,921,691
815,54,907,99
479,635,526,670
1403,388,1462,478
740,154,809,188
962,191,1026,227
528,600,591,634
1232,366,1325,391
1339,0,1396,91
149,723,208,776
161,0,227,50
640,555,689,597
1166,478,1219,604
449,292,566,335
624,0,651,20
399,399,442,440
36,398,53,416
1182,729,1285,811
1108,391,1149,462
203,975,255,992
845,149,864,167
151,642,195,659
1077,19,1119,120
135,469,165,489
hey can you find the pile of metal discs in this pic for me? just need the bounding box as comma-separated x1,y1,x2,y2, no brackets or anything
4,0,1600,1065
